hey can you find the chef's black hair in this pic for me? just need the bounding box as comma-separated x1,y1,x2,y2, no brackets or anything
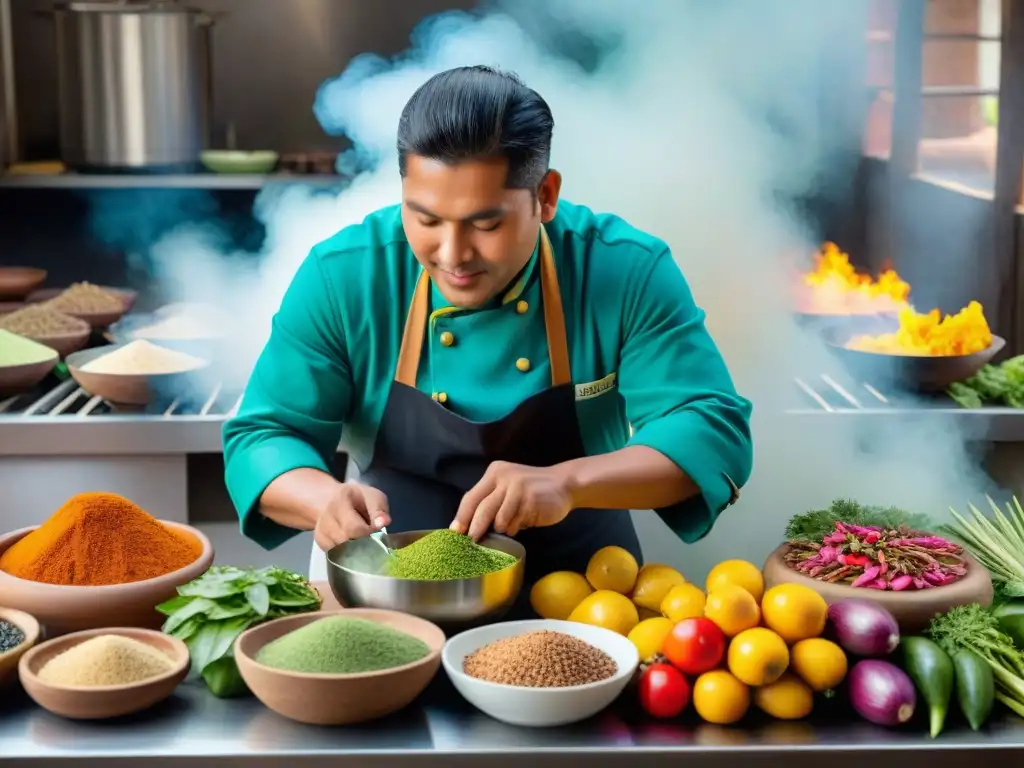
397,65,554,190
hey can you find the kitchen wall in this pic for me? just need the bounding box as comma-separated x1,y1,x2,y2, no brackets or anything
9,0,477,160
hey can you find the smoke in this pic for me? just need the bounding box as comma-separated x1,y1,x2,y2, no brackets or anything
105,0,998,575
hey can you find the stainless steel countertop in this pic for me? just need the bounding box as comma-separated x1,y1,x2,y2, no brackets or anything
2,675,1024,767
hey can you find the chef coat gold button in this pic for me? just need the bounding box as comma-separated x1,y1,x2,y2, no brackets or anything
516,300,529,314
516,358,531,372
438,392,448,404
431,392,439,401
440,331,455,347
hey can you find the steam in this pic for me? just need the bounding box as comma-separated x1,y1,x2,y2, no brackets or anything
100,0,998,575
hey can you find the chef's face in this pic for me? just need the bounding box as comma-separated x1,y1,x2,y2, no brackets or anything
402,155,561,308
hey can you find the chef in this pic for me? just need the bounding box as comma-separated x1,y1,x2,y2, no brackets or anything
222,65,754,610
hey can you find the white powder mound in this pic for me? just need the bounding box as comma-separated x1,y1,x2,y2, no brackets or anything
80,340,207,375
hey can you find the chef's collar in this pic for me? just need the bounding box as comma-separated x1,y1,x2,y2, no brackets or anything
429,231,541,313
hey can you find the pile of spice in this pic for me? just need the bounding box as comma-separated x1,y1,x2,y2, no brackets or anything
0,329,57,367
463,630,617,687
80,340,206,375
784,520,967,590
0,491,202,586
0,304,89,338
38,635,174,686
255,615,430,674
0,619,26,653
45,282,124,314
387,529,517,580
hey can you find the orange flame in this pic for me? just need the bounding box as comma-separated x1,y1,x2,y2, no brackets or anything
796,242,911,315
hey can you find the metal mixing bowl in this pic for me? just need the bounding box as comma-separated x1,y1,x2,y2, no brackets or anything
326,530,525,631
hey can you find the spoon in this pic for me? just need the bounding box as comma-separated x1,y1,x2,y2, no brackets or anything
371,526,394,557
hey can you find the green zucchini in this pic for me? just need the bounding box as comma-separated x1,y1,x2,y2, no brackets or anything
901,636,954,738
993,601,1024,650
952,649,995,731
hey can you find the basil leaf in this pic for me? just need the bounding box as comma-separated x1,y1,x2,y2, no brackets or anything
206,600,254,621
168,616,204,641
156,595,193,616
185,624,222,675
199,616,255,673
162,597,217,635
201,655,250,699
245,583,271,617
178,579,247,599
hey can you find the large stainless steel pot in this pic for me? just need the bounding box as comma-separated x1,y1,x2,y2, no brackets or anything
49,0,219,171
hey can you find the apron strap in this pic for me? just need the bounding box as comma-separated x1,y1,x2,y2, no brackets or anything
394,224,572,388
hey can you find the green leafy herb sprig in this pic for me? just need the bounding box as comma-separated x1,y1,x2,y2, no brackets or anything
784,498,934,542
948,355,1024,409
158,566,321,698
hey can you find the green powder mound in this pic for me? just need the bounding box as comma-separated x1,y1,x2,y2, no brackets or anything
255,616,430,674
387,529,517,580
0,329,57,367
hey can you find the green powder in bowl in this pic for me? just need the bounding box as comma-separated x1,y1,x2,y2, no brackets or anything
0,329,58,367
387,529,518,581
255,616,431,674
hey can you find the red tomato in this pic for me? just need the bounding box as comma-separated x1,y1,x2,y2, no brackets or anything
638,663,691,719
661,617,726,676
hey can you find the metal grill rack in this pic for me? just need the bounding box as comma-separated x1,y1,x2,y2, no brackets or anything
788,373,1024,442
0,377,242,455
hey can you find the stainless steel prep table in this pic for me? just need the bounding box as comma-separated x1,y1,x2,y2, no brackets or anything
2,675,1023,767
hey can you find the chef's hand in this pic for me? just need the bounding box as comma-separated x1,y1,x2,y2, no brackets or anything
450,461,573,541
314,482,391,551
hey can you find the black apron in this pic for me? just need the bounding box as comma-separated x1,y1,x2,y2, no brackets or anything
360,226,642,620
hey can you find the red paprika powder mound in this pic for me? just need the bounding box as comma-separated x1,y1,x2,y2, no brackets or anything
0,492,201,586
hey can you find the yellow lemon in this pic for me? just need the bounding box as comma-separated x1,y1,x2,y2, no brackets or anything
529,571,594,620
631,564,686,612
568,589,640,635
627,617,675,661
585,546,640,594
753,673,814,720
704,584,761,637
705,559,765,603
693,670,750,725
660,583,707,622
727,627,790,687
760,584,829,644
789,638,848,692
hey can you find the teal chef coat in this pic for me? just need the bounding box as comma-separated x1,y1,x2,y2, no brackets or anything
223,200,754,550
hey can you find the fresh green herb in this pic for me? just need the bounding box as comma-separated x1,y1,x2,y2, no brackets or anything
157,565,321,698
784,498,933,541
940,496,1024,597
948,356,1024,408
928,604,1024,718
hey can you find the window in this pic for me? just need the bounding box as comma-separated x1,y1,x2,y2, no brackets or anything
916,0,1001,193
864,0,897,158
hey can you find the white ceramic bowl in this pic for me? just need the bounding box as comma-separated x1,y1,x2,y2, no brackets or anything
442,619,639,728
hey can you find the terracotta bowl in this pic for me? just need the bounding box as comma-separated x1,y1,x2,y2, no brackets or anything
762,544,994,634
0,351,58,397
28,287,138,328
0,522,213,636
66,344,211,408
235,608,445,726
19,326,92,359
0,268,47,300
0,607,41,688
19,627,188,719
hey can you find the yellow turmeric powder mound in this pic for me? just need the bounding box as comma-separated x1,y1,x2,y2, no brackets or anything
0,492,201,586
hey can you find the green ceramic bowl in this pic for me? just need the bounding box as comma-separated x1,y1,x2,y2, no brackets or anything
200,150,280,175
